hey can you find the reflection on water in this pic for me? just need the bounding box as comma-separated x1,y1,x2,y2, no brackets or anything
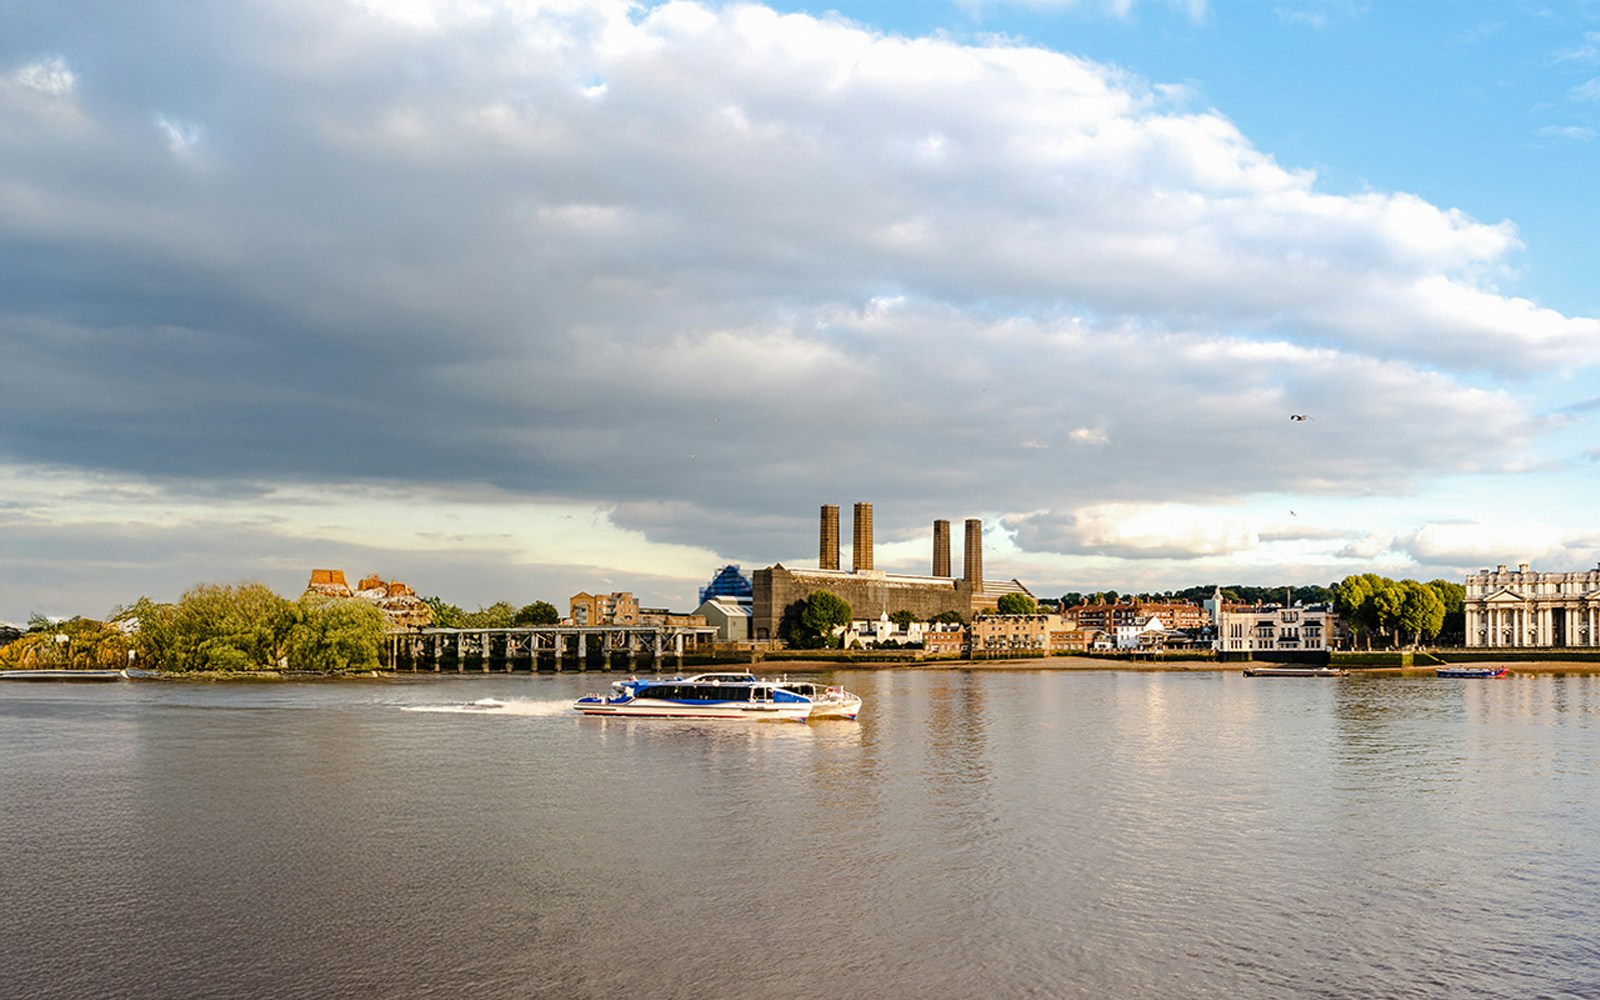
1,671,1597,999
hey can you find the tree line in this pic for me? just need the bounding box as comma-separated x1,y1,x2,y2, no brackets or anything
1333,574,1464,648
0,583,569,673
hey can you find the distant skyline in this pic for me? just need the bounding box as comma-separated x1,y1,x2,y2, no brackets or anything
2,0,1597,622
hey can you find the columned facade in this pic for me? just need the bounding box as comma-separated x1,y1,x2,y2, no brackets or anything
1463,563,1600,648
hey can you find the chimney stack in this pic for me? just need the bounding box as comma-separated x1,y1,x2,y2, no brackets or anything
933,520,951,577
853,502,874,571
819,504,840,570
963,518,983,590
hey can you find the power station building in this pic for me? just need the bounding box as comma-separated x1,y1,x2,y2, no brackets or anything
751,503,1034,641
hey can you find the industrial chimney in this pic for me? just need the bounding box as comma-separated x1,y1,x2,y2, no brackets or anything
933,519,951,577
963,518,983,590
853,502,874,572
819,504,840,570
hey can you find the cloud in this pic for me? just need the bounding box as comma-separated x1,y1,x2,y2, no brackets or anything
1538,124,1597,141
1572,77,1600,101
1007,504,1263,560
0,0,1596,616
6,56,76,96
154,114,203,156
1555,32,1600,64
1390,522,1599,567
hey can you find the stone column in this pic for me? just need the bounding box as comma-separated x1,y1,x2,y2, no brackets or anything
553,631,562,671
578,632,587,670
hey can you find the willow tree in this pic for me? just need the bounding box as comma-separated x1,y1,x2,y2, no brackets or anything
287,596,386,672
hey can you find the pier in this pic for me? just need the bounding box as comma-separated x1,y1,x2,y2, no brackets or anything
384,625,719,673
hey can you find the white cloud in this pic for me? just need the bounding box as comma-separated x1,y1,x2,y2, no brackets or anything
1537,124,1597,141
6,56,76,96
154,114,203,156
1555,32,1600,64
1392,522,1599,569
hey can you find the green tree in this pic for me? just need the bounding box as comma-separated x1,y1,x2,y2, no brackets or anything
286,596,386,672
1334,574,1387,649
514,600,561,626
137,582,294,671
782,591,853,648
888,609,918,630
996,593,1038,616
1427,579,1466,643
462,601,515,628
1395,580,1446,648
931,609,966,625
801,591,852,645
1371,579,1407,647
422,596,465,629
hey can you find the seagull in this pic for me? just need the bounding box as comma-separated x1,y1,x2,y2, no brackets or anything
1289,510,1298,517
1289,414,1311,421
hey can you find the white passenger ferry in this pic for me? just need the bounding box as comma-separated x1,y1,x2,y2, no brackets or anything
573,672,816,722
771,678,863,720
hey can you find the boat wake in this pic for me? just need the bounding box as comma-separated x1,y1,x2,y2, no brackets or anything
401,697,573,717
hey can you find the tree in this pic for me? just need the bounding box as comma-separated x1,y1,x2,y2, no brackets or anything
931,610,966,625
781,590,852,649
1396,580,1446,648
133,582,294,671
1428,579,1466,643
801,591,852,642
287,596,386,672
462,601,515,628
888,609,918,630
0,616,133,670
1334,574,1386,648
514,601,561,626
422,596,465,629
1372,580,1407,647
1060,592,1084,607
996,593,1038,616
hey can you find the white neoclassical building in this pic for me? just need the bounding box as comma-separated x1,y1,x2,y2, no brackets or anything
1464,563,1600,648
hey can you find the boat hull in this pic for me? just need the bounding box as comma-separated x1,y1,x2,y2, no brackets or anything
1436,667,1508,678
1243,667,1349,677
806,694,863,720
573,698,812,722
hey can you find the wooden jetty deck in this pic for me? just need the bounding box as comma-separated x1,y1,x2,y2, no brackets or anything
385,625,719,673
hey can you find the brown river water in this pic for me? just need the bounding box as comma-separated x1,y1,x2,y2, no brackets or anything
2,669,1597,999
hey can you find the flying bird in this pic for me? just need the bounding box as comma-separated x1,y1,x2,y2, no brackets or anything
1289,414,1311,421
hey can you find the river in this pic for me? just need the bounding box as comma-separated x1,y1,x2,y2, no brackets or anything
2,669,1597,998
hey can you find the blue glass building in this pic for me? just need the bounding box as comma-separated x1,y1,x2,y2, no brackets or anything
699,565,753,604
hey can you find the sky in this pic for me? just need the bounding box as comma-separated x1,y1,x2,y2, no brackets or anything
2,0,1597,622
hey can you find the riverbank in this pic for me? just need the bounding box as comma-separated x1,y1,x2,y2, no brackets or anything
767,656,1600,674
10,657,1596,680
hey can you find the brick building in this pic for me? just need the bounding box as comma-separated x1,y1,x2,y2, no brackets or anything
569,591,640,626
751,503,1034,641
